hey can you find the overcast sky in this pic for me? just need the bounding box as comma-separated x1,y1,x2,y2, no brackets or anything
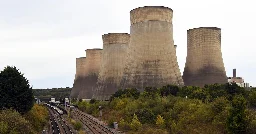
1,0,255,88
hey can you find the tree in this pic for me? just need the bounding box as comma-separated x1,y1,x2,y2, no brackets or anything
0,66,34,114
160,85,180,97
248,89,256,107
135,108,156,124
110,88,140,101
227,95,248,134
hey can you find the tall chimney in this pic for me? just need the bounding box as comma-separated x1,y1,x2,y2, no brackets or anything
233,69,236,77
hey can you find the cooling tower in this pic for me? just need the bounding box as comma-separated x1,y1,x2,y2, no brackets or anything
121,6,184,91
78,49,102,99
94,33,130,100
70,57,87,98
183,27,227,87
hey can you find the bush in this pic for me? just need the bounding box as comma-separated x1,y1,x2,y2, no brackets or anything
135,108,155,124
0,109,35,134
24,104,49,132
74,121,82,130
119,118,131,131
130,114,142,131
110,88,140,101
156,115,165,128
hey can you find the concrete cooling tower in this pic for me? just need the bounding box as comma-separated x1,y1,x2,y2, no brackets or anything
78,49,102,99
121,6,184,91
183,27,227,87
93,33,130,100
70,57,87,98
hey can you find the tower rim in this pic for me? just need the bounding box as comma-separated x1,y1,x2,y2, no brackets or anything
130,6,173,25
130,6,173,13
187,27,221,31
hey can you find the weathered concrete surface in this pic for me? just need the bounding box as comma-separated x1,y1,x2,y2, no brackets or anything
70,57,87,98
94,33,130,100
78,49,102,99
121,6,184,91
183,27,227,87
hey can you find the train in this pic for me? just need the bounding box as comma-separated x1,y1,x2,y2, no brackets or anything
46,103,64,115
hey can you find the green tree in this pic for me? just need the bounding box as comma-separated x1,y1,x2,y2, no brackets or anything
248,89,256,107
0,66,34,114
227,95,248,134
110,88,140,101
160,85,180,97
135,108,156,124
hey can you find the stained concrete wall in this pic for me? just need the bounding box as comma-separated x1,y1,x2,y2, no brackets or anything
183,27,227,87
121,6,184,91
70,57,86,98
94,33,130,100
78,49,102,99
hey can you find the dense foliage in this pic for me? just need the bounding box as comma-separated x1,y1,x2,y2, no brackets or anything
0,109,35,134
23,104,49,132
76,83,256,134
0,66,34,114
0,104,49,134
0,66,49,133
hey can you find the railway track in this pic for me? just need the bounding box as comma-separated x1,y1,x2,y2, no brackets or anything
49,109,60,134
48,106,73,134
71,108,120,134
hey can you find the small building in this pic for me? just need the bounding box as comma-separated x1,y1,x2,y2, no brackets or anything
227,69,250,88
50,98,55,103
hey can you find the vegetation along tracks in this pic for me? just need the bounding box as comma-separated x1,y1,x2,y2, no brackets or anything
72,108,120,134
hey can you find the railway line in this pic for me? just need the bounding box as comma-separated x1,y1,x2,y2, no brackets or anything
71,108,120,134
47,105,73,134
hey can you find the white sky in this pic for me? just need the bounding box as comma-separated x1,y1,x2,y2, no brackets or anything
0,0,255,88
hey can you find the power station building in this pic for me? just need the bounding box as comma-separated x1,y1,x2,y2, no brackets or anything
183,27,227,87
228,69,250,88
71,6,232,100
94,33,130,100
121,6,184,91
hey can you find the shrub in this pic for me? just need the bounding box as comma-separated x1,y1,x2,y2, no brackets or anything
156,115,165,128
0,109,35,134
130,114,142,131
74,121,82,130
119,118,131,131
135,108,155,124
24,104,49,132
